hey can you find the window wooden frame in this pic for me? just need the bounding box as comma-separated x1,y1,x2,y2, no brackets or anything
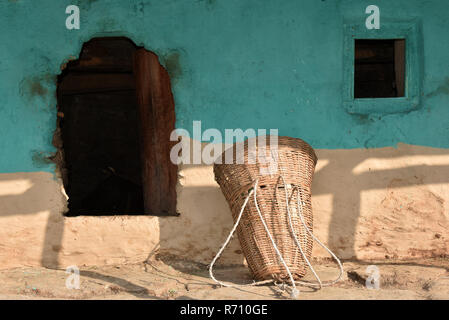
343,20,421,115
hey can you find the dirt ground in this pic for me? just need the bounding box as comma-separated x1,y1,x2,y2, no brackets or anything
0,255,448,300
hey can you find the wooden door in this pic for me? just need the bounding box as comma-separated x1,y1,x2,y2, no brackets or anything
133,49,178,216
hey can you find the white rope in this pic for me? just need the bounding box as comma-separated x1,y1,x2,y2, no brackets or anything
279,175,344,289
252,179,300,298
208,186,274,288
280,175,322,289
209,176,344,299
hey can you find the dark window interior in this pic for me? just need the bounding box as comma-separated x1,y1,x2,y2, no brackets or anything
354,39,405,98
57,38,144,216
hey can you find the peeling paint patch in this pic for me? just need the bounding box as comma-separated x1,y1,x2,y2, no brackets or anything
162,51,183,83
30,82,47,97
31,150,54,168
60,56,78,71
19,74,54,101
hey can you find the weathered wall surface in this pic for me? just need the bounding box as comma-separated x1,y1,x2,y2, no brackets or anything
1,143,447,269
1,0,449,174
0,0,448,268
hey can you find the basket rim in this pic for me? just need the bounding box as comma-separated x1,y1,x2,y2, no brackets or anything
214,135,318,167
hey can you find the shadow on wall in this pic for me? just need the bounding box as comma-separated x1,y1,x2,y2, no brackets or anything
313,143,449,260
156,142,449,270
155,161,246,268
0,173,163,297
0,172,66,269
0,143,448,274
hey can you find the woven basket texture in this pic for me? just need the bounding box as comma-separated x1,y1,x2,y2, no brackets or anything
214,136,318,281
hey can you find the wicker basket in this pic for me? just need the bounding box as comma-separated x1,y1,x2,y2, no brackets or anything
214,136,318,281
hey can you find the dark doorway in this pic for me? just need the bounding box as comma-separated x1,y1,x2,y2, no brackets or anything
57,37,177,216
354,39,405,98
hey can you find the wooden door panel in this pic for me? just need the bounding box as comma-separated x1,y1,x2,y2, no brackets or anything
134,49,178,216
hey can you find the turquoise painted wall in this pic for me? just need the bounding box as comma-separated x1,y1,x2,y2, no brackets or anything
0,0,448,173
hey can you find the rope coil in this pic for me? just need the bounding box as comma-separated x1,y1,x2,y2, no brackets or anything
209,176,344,299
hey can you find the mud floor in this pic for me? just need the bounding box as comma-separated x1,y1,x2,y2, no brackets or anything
0,255,448,300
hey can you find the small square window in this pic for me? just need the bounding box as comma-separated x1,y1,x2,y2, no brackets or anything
354,39,405,98
343,21,421,115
